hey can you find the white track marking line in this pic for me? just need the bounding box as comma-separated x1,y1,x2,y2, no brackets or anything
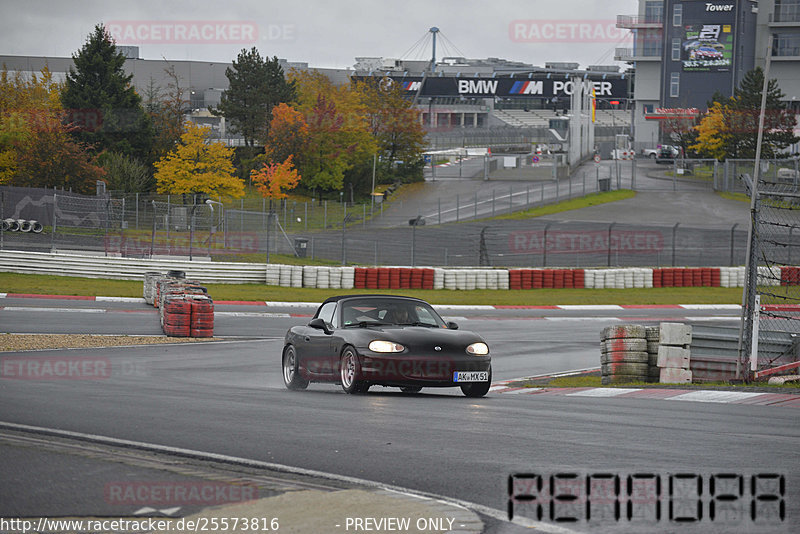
96,296,146,303
666,391,766,403
0,306,106,313
557,305,624,310
215,312,291,318
567,388,642,397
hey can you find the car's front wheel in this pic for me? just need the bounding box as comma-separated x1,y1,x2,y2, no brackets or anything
460,366,492,398
340,347,368,394
282,345,308,390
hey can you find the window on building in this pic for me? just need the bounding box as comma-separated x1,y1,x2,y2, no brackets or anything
641,29,663,56
670,72,680,98
775,0,800,23
673,4,683,26
773,32,800,56
672,39,681,60
644,0,664,23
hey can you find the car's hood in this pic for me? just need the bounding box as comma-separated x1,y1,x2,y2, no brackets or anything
348,325,486,352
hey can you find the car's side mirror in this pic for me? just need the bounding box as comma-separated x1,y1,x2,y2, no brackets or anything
446,321,459,330
309,318,332,334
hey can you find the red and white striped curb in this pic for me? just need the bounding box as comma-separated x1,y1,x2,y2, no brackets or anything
490,385,800,407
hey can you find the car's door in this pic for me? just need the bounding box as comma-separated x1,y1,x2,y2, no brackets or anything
300,301,338,379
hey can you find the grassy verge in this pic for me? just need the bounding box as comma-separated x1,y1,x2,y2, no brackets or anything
0,271,744,305
718,191,750,203
492,190,636,220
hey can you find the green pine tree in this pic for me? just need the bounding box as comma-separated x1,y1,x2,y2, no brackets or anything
61,24,154,162
211,48,296,148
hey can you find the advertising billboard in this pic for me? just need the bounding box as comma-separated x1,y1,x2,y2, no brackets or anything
681,22,734,72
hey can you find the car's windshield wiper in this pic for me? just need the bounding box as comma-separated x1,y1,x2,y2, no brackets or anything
398,322,438,328
345,321,389,328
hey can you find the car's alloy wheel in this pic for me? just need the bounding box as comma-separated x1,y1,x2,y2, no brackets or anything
340,347,367,394
282,345,308,390
460,365,492,398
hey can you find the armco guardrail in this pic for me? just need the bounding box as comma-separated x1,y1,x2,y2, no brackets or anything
690,324,800,381
0,249,783,290
0,250,266,284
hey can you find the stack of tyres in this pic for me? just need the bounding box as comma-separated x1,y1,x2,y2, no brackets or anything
190,295,214,338
645,326,661,383
600,325,648,385
162,295,192,337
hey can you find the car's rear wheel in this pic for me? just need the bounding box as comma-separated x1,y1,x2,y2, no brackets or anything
649,153,656,159
282,345,308,390
399,386,422,394
340,347,367,394
460,366,492,398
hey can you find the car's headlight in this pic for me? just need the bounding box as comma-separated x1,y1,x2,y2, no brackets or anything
369,340,405,353
466,342,489,355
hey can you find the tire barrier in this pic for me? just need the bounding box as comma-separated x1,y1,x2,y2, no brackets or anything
1,219,43,233
144,272,214,338
2,219,20,232
353,267,437,290
509,269,585,290
600,325,649,385
781,266,800,286
602,323,694,385
645,326,660,383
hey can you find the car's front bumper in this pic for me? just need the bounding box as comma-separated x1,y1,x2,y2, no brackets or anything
358,351,491,387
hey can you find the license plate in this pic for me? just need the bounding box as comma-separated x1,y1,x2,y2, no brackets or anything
453,371,489,382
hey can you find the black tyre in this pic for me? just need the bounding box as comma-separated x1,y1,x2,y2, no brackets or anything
460,366,492,398
282,345,308,390
340,347,367,394
399,386,422,394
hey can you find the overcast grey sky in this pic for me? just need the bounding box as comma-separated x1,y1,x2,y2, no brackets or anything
0,0,638,69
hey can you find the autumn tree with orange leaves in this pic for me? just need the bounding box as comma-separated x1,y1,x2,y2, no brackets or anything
250,155,301,200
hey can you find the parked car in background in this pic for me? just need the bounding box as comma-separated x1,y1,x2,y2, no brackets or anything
656,145,681,164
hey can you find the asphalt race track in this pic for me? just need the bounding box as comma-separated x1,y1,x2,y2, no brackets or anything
0,297,798,533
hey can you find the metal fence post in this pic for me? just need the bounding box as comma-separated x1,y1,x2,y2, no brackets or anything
456,194,460,222
474,192,477,219
150,201,157,257
135,193,139,229
51,194,57,252
509,185,513,213
672,223,680,266
607,222,616,267
730,223,739,267
543,223,552,267
438,197,441,225
492,189,496,217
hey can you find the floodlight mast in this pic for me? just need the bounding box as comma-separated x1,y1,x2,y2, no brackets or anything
429,27,439,73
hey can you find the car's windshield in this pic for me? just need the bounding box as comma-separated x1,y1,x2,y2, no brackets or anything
341,298,444,328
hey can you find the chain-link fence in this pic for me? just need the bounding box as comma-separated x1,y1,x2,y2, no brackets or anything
740,172,800,380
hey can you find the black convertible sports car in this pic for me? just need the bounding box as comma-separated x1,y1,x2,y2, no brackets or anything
282,295,492,397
